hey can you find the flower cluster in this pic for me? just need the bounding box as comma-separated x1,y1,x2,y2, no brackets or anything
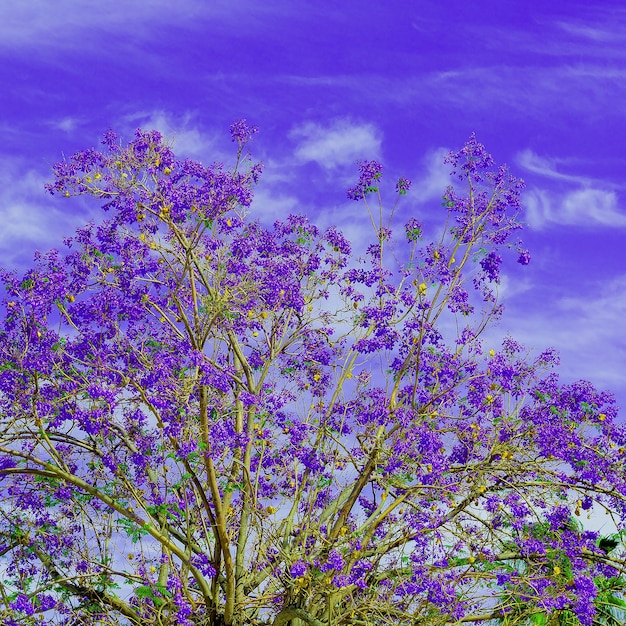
346,159,384,200
229,118,259,145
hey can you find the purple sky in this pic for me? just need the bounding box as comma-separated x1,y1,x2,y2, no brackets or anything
1,0,624,409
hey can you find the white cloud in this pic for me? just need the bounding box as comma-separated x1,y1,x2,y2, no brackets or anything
412,147,452,204
0,0,209,49
0,163,97,268
557,274,626,347
516,149,588,184
249,186,300,224
561,188,625,225
524,186,626,230
496,273,535,302
517,148,626,229
290,119,381,169
556,19,626,43
51,117,82,133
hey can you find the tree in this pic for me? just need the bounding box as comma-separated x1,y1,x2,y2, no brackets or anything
0,122,625,626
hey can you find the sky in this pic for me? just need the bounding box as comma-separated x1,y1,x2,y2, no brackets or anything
0,0,624,410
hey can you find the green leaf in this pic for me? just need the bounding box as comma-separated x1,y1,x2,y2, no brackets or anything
117,517,149,543
529,612,548,626
51,337,67,352
135,585,154,599
146,504,168,517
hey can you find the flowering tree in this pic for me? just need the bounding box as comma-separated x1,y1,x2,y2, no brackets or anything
0,122,625,626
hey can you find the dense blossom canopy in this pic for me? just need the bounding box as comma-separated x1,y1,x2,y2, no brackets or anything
0,123,624,625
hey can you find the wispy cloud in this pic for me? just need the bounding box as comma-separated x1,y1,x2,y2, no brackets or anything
249,186,300,224
557,274,626,345
517,149,626,230
412,147,453,204
524,186,626,230
516,149,589,184
496,273,535,303
0,162,97,269
290,119,381,169
0,0,215,49
555,13,626,44
49,117,82,134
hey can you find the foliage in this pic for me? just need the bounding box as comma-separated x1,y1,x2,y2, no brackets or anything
0,123,625,626
491,527,626,626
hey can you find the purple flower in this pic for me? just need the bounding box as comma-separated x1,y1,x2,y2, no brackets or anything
324,226,351,254
396,177,412,195
10,594,34,616
405,217,422,242
480,251,502,282
517,248,531,265
0,455,17,470
332,574,351,588
191,553,217,578
321,549,345,572
290,560,308,577
230,119,258,145
347,160,383,200
444,133,495,181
